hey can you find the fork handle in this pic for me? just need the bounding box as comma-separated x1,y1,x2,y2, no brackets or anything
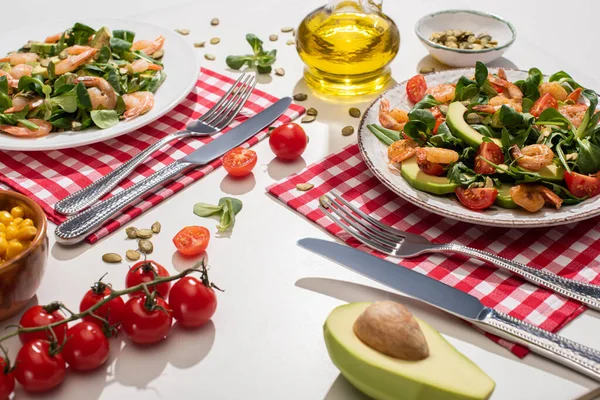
55,160,192,245
55,130,189,215
433,243,600,311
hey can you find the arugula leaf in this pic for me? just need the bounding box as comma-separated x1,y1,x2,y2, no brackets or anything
76,82,93,110
515,68,543,102
536,107,573,131
113,30,135,43
246,34,264,55
193,197,244,233
194,203,224,217
367,124,394,146
219,197,243,215
226,34,277,74
49,87,78,113
17,76,44,95
474,61,488,87
70,23,96,45
226,55,254,70
0,76,10,113
575,89,599,140
90,110,119,129
408,109,436,130
402,120,428,144
453,76,478,101
110,37,132,52
429,122,463,148
576,138,600,174
492,105,534,128
410,95,440,111
447,162,483,187
97,46,112,63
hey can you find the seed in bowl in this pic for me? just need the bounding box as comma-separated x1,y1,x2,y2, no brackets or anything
0,206,38,264
429,30,498,50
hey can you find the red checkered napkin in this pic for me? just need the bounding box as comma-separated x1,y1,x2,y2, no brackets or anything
0,68,304,243
267,144,600,357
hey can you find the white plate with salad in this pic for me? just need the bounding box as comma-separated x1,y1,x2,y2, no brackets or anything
358,64,600,228
0,18,199,151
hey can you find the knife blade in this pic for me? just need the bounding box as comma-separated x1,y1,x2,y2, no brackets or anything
298,238,600,382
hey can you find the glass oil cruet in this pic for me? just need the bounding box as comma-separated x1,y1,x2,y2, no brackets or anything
296,0,400,96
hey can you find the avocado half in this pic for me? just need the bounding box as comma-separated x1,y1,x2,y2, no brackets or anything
446,102,502,149
324,303,495,400
401,157,459,195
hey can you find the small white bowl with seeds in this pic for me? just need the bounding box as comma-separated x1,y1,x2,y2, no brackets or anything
415,10,516,67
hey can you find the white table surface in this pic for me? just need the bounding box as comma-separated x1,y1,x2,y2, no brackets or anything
2,1,600,399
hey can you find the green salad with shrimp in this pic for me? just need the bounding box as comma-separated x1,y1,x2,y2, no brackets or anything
369,62,600,214
0,22,166,138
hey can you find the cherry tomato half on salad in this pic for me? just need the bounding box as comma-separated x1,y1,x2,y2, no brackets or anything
125,260,171,298
62,322,110,372
269,123,308,161
80,280,125,330
169,276,218,328
222,147,257,177
455,187,498,211
18,304,67,346
14,340,66,393
416,148,445,176
474,142,504,175
565,171,600,198
529,92,558,117
0,358,14,400
173,226,210,257
122,296,173,345
406,75,427,103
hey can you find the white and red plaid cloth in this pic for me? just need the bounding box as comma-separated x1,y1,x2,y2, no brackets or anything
267,144,600,357
0,68,305,243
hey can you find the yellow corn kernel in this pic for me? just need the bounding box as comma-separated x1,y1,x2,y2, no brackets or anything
0,232,4,239
10,217,23,226
5,240,23,260
16,226,37,241
5,226,17,241
20,219,34,228
0,211,12,225
0,223,5,233
20,240,31,250
0,236,7,257
10,206,24,219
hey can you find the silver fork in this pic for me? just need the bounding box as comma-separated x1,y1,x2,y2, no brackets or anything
319,191,600,311
55,73,257,215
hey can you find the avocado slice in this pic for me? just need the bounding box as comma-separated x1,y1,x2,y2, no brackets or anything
90,26,112,49
446,102,502,149
530,164,565,182
401,157,459,195
324,303,496,400
495,184,517,209
30,42,56,56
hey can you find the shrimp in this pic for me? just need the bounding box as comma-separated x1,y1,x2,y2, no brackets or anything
54,48,97,75
4,94,43,114
425,84,455,103
45,31,67,43
9,64,33,80
419,147,459,164
510,144,554,171
66,45,96,55
130,59,163,74
0,118,51,138
387,139,418,163
472,76,524,114
510,184,562,212
131,35,165,56
76,76,117,110
539,82,568,101
122,91,154,119
0,70,19,89
379,98,408,131
0,52,39,65
559,103,588,128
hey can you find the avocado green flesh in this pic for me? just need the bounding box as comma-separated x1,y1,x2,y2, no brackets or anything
446,102,502,149
401,157,459,195
531,164,565,182
30,42,55,55
495,184,517,209
90,26,112,49
324,303,495,400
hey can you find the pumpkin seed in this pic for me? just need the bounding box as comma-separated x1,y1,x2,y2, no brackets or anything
430,30,497,50
137,229,154,239
349,107,361,118
138,239,154,254
175,29,190,35
204,53,216,61
40,59,50,67
211,18,220,26
125,226,138,239
102,253,122,263
419,66,435,74
151,221,161,234
126,249,141,261
438,104,449,116
194,42,206,48
71,121,82,131
22,41,32,50
286,40,295,46
154,49,164,59
275,67,285,76
296,183,314,191
306,108,318,116
269,34,278,42
293,93,307,101
301,115,316,123
319,195,330,208
281,26,294,33
466,113,484,124
210,37,220,45
58,50,68,60
342,126,355,136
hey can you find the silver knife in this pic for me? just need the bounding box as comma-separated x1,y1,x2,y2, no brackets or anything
54,97,292,245
298,238,600,382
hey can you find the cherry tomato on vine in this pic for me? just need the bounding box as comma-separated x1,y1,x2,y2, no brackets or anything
173,226,210,256
80,279,125,331
62,322,110,371
222,147,257,177
18,304,67,345
125,260,171,298
406,74,427,103
169,271,221,328
14,340,66,392
122,296,173,345
0,358,14,400
269,123,308,161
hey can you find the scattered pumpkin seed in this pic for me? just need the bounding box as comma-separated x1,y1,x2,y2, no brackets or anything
210,37,221,45
419,66,435,74
102,253,122,263
306,108,318,116
296,183,314,191
349,107,361,118
301,115,316,123
205,53,216,61
275,67,285,76
286,40,295,45
138,239,154,254
136,229,154,239
151,221,161,234
126,249,141,261
319,195,331,209
194,42,206,48
269,34,278,42
125,226,138,239
293,93,307,101
342,126,355,136
281,26,294,33
211,18,220,26
175,29,190,35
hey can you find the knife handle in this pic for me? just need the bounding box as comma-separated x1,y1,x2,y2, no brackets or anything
476,309,600,382
55,160,192,245
435,244,600,311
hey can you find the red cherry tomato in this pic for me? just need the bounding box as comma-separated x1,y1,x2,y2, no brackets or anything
18,304,67,346
455,187,498,210
62,322,109,371
565,171,600,198
14,340,66,392
406,75,427,103
80,280,125,331
474,142,504,175
121,296,173,345
222,147,257,177
566,87,583,103
269,123,308,161
125,260,171,298
530,92,558,117
169,275,219,328
416,148,445,176
173,226,210,257
433,117,445,134
0,358,14,400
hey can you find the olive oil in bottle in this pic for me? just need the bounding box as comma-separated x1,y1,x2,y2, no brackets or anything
297,0,400,96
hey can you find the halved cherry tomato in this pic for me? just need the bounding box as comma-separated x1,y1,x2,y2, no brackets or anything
530,93,558,117
566,87,583,103
269,123,308,161
565,171,600,198
14,340,66,392
474,142,504,175
433,117,445,134
416,148,445,176
455,187,498,210
80,279,125,331
0,358,14,400
125,260,171,298
406,75,427,103
122,296,173,345
430,106,442,120
62,322,110,371
222,147,257,177
18,304,67,345
173,226,210,256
